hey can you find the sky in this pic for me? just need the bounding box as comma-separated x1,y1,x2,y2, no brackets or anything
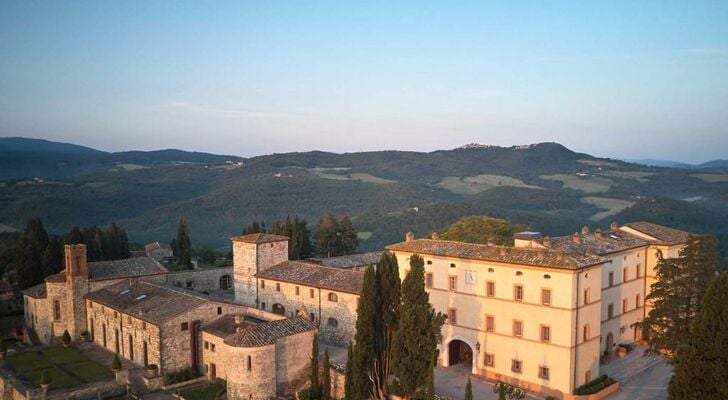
1,1,727,163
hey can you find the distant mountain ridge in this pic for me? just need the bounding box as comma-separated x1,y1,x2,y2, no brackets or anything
624,157,728,170
0,137,245,179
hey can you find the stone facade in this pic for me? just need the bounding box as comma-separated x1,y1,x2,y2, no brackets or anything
167,267,234,293
232,234,289,306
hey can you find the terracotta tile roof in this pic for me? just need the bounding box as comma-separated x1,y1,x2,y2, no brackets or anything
256,261,364,294
549,230,649,256
223,316,315,347
202,314,268,338
230,233,289,244
84,281,206,325
22,282,47,299
310,251,383,269
87,257,168,281
622,222,694,245
386,239,607,270
45,271,66,283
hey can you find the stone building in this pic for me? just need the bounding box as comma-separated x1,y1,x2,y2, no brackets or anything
144,241,174,262
231,233,290,306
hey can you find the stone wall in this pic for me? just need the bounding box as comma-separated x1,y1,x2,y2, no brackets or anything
233,239,288,306
167,267,234,292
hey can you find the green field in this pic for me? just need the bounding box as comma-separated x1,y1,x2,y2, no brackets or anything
180,380,226,400
541,174,613,193
599,170,653,182
581,197,635,221
309,168,396,184
436,174,541,195
577,159,620,168
690,173,728,183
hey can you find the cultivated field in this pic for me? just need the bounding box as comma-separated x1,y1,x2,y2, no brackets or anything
309,168,396,184
690,173,728,183
541,174,613,193
581,197,635,221
599,170,653,182
436,174,542,195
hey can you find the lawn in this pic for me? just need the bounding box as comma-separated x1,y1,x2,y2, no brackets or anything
179,379,226,400
6,346,113,389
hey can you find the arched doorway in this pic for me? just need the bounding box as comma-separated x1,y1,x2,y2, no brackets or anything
272,303,285,316
448,340,473,366
605,332,614,355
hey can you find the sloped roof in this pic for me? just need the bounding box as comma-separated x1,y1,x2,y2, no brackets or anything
22,282,47,299
311,251,383,269
550,230,648,256
621,222,694,245
144,241,172,252
256,261,364,294
42,257,167,283
230,233,289,244
386,239,607,270
84,281,206,325
223,316,315,347
202,314,267,338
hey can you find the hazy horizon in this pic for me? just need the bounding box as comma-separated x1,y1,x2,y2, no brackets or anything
2,2,727,163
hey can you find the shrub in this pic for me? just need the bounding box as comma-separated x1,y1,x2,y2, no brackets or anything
61,330,71,346
111,354,122,371
80,330,89,337
163,368,198,385
40,370,51,386
573,374,615,395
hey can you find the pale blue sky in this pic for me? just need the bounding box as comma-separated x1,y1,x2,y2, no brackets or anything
1,1,727,162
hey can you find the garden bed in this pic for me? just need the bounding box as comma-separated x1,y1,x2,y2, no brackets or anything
5,346,113,389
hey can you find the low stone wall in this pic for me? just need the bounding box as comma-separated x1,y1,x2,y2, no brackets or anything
46,380,124,400
563,382,620,400
161,376,209,392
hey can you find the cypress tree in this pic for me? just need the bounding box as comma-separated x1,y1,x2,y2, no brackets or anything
373,252,401,398
15,218,49,288
65,226,84,245
391,254,446,399
315,212,339,257
344,342,354,400
322,348,331,400
339,216,359,255
464,377,473,400
41,237,63,277
643,235,719,359
176,217,192,269
668,272,728,400
352,266,377,399
310,333,321,399
296,216,314,259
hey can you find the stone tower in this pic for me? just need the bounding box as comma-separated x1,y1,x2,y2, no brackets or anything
231,233,289,306
65,244,90,338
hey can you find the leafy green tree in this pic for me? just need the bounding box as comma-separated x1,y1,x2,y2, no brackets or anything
464,377,473,400
391,254,446,399
351,266,377,399
668,272,728,400
344,342,354,400
338,216,359,255
315,212,339,257
195,245,218,265
176,217,192,269
310,333,321,399
498,383,506,400
643,236,719,359
322,349,331,400
440,215,523,245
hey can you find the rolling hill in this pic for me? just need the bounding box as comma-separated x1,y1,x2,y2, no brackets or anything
1,138,727,260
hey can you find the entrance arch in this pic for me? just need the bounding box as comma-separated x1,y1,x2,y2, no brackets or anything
272,303,286,316
448,339,474,366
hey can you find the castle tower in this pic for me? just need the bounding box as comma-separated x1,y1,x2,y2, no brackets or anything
231,233,289,306
65,244,90,338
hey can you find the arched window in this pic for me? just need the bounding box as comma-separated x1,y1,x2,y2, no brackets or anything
328,318,338,328
219,275,232,290
328,292,338,302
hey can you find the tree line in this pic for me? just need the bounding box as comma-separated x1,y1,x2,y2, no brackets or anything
12,218,130,289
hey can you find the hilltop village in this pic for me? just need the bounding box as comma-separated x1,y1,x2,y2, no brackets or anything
14,221,694,399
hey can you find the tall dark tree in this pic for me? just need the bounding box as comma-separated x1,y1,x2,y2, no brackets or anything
344,342,354,400
391,254,446,399
351,266,377,399
372,252,401,398
338,216,359,255
315,212,339,257
310,333,321,399
176,217,192,269
15,218,49,288
41,237,64,277
322,348,331,400
643,236,719,359
668,272,728,400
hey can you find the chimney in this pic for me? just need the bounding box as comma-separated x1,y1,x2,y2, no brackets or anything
542,236,551,247
499,247,507,256
595,229,603,238
581,225,590,235
431,232,440,240
556,250,564,261
572,232,581,243
65,244,88,280
405,232,415,242
610,221,618,231
236,327,243,333
234,315,242,324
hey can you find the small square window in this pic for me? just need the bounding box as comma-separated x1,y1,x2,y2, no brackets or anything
181,322,189,331
511,359,522,373
484,353,495,367
539,366,550,380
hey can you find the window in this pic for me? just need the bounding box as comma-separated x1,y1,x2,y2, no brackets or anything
608,303,614,319
514,285,523,302
513,320,523,337
261,302,266,310
219,275,232,290
310,313,316,322
328,292,338,302
309,289,315,298
217,307,222,315
635,294,641,308
636,264,642,278
486,315,495,332
486,281,495,297
608,272,614,287
276,282,281,292
583,288,591,305
623,267,629,283
540,325,551,343
204,341,209,350
425,273,433,288
328,318,338,328
426,260,432,265
247,355,252,370
583,324,590,342
449,276,457,291
511,359,522,373
186,280,193,288
448,308,457,325
295,286,300,295
260,280,265,289
622,298,628,313
53,300,61,321
142,322,146,330
541,289,552,305
210,343,215,352
539,366,550,380
585,370,591,385
181,322,189,331
484,353,495,367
